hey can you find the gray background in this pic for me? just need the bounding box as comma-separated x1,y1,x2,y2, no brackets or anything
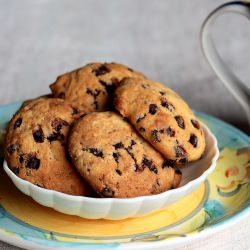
0,0,249,249
0,0,249,133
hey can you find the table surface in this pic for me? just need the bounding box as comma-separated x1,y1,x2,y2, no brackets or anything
0,0,249,249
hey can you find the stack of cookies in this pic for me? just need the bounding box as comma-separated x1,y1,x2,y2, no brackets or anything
4,63,205,198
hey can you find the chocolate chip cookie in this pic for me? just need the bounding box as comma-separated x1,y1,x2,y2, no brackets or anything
4,98,91,195
114,78,206,166
50,62,146,115
68,112,181,198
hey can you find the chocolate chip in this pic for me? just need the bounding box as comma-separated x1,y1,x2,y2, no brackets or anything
92,65,111,76
134,164,142,172
127,140,136,151
86,88,101,110
149,104,158,115
113,142,124,149
7,143,20,154
86,88,101,98
131,140,136,146
159,91,166,96
89,148,103,157
142,83,150,89
161,98,175,112
51,118,69,132
139,127,146,132
166,127,175,137
71,107,80,115
175,116,185,129
151,130,161,142
151,167,158,174
87,148,104,158
175,146,186,157
179,157,188,164
189,134,198,148
113,152,120,163
142,157,153,167
19,155,24,163
142,156,158,174
19,153,40,169
33,127,45,143
47,132,64,142
136,113,146,123
11,167,20,175
100,187,114,198
175,168,182,175
99,80,116,95
115,169,122,176
162,159,176,168
191,119,200,129
14,118,22,129
58,92,65,98
127,67,134,72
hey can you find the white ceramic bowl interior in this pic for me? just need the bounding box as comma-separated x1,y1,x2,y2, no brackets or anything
3,123,219,220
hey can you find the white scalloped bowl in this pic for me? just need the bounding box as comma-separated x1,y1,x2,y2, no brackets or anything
3,123,219,220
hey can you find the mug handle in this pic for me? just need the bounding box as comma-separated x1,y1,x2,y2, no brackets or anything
200,1,250,125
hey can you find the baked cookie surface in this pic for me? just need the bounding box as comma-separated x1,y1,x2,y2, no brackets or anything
4,98,90,196
50,62,146,115
114,78,206,166
69,112,181,198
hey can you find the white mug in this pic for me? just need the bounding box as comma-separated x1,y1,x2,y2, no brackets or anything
200,1,250,126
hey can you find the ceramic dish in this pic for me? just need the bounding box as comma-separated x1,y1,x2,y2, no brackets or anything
3,120,218,220
0,102,249,249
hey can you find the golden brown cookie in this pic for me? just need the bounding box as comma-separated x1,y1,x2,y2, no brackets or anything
114,78,206,166
50,62,146,115
20,94,53,108
4,98,91,196
68,112,182,198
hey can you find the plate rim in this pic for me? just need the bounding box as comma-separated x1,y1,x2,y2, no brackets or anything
0,211,249,250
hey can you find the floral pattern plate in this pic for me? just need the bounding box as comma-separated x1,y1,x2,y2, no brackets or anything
0,102,249,250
